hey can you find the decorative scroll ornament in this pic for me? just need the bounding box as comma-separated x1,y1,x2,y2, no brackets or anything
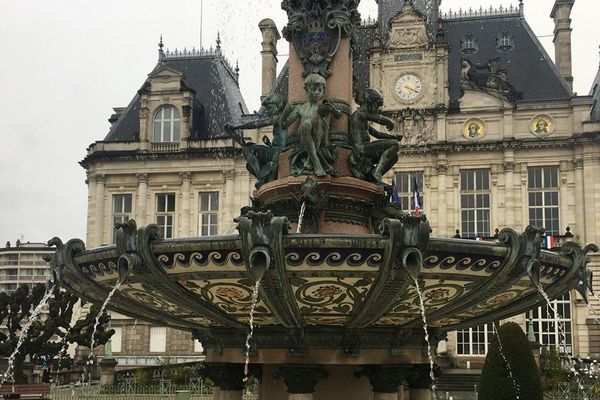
281,0,361,77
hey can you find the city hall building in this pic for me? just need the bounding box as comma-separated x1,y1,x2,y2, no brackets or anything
81,0,600,371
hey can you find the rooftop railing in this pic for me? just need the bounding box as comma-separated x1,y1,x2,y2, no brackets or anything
443,3,522,20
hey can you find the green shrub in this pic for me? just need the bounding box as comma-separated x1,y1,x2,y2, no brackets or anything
541,346,568,391
135,368,151,385
478,322,542,400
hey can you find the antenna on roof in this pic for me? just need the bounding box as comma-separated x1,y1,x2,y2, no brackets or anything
200,0,204,50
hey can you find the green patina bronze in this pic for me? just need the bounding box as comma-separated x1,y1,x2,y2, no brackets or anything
225,93,287,188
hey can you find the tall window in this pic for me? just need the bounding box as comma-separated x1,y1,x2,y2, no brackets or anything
529,293,573,354
199,192,219,236
395,171,424,212
528,167,560,235
149,327,167,353
156,194,175,239
457,324,493,355
460,169,491,238
153,106,181,142
111,327,122,353
113,194,132,242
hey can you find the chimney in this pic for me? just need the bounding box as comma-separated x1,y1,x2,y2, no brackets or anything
551,0,575,90
259,19,280,99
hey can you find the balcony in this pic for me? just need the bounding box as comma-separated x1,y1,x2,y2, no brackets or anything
150,142,180,153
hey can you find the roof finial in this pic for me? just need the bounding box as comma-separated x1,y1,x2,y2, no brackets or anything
216,31,222,53
234,60,240,84
158,34,165,61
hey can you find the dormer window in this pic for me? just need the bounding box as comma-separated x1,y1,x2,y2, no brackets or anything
153,105,181,142
461,34,478,54
497,32,514,51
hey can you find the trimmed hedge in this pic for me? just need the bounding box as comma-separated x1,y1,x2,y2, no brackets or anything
478,322,542,400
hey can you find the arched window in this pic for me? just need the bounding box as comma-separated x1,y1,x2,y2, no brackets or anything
153,105,181,142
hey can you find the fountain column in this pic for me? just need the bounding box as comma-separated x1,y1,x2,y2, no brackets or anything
179,172,191,236
136,173,148,227
207,363,245,400
277,365,329,400
359,365,411,400
407,365,433,400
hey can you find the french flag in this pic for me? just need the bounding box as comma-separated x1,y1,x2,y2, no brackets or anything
545,235,556,249
391,175,401,204
413,176,422,216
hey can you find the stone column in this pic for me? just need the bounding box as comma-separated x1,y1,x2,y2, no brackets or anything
95,174,106,246
573,158,585,241
407,365,433,400
179,172,192,237
436,159,448,237
207,363,245,400
86,174,97,246
277,365,329,400
358,365,411,400
223,169,237,232
136,173,148,227
503,157,515,229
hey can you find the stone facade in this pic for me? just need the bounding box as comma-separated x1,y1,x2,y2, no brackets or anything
83,0,600,372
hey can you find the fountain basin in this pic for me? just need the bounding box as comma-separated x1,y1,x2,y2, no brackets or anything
49,221,595,357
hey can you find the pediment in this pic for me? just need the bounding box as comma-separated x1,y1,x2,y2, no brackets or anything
387,4,429,49
148,65,184,80
459,89,512,112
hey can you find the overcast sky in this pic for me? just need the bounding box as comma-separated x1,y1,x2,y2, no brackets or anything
0,0,598,245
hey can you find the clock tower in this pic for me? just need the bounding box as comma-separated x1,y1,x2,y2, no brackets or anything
370,0,449,113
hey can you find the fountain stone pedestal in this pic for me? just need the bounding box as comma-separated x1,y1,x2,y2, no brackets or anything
98,358,117,386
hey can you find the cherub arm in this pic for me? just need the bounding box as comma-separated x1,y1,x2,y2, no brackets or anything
226,116,276,131
368,125,402,141
280,103,300,129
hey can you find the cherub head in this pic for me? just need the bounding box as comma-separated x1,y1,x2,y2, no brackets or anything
304,74,326,102
358,88,384,113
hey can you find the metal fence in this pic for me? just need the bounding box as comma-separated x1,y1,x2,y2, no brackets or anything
49,382,257,400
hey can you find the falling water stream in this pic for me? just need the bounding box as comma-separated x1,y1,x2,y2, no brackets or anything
536,285,586,393
243,280,261,382
1,284,57,384
492,322,520,399
412,277,438,399
84,280,123,383
127,319,139,354
297,202,307,233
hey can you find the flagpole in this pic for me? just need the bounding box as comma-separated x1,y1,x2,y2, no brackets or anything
200,0,203,49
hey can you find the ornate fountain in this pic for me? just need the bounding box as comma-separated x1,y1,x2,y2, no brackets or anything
48,1,596,399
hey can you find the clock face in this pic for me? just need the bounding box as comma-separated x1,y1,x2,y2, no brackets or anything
395,74,423,103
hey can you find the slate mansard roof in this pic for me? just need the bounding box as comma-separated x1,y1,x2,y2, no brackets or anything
443,12,572,104
591,66,600,121
104,52,248,142
274,3,573,107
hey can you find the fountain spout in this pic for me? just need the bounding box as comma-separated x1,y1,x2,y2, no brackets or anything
248,246,272,282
